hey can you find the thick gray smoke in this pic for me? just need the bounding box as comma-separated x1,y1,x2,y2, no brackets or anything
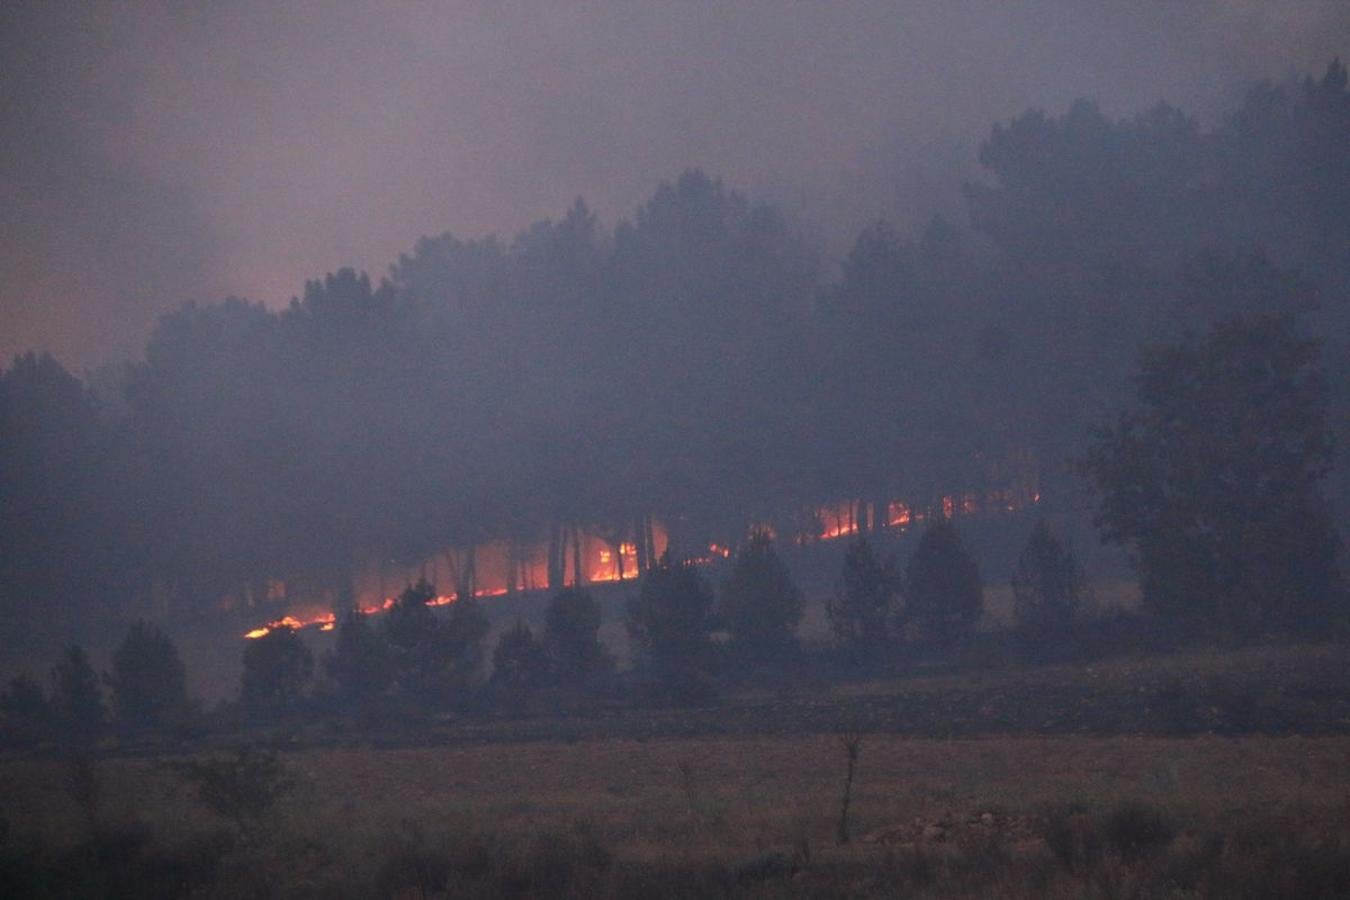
2,1,1346,365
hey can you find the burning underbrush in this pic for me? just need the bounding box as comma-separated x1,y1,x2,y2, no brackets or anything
239,488,1037,640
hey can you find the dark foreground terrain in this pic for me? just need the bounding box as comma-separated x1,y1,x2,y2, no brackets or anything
3,644,1349,898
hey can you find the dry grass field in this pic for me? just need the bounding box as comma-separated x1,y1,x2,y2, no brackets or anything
3,644,1350,897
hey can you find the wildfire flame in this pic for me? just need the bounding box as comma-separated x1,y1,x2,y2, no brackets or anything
242,486,1037,639
242,585,518,639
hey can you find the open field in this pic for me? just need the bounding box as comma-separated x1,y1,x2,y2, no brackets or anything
2,733,1349,897
3,643,1350,897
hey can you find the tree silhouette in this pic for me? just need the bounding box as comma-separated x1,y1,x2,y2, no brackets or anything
627,551,715,665
106,621,189,729
1011,522,1090,654
383,580,438,653
439,597,491,689
324,610,393,701
50,645,105,745
1082,314,1342,640
0,353,112,642
240,627,313,714
543,588,613,685
491,621,548,691
827,537,899,660
720,531,802,657
0,57,1347,658
904,520,984,647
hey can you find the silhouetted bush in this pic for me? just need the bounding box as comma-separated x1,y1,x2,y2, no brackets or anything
827,537,899,662
904,519,983,648
383,578,437,653
373,580,490,708
106,621,190,731
544,588,614,686
49,645,105,747
1011,522,1090,659
240,627,313,714
1036,802,1101,874
492,621,549,691
324,609,393,701
627,552,715,666
719,530,802,660
170,746,297,832
631,661,719,708
440,596,491,688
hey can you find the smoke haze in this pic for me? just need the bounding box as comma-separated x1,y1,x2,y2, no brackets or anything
1,1,1347,366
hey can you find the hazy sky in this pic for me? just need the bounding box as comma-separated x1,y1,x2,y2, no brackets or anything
2,1,1346,367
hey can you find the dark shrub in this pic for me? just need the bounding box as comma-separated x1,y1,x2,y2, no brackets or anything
383,579,437,653
1011,521,1089,658
50,645,105,747
627,552,715,666
1036,803,1101,873
171,746,297,831
107,622,190,730
544,588,614,685
324,610,393,701
719,530,802,658
904,519,984,648
827,537,899,662
492,621,549,691
240,627,313,714
1103,802,1175,863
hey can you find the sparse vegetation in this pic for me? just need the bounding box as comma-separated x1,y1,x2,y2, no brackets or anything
168,746,297,832
835,730,863,844
0,728,1347,897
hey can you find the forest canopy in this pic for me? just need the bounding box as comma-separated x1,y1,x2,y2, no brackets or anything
1,61,1346,645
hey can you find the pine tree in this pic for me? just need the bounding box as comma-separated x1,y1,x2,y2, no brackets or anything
904,520,983,647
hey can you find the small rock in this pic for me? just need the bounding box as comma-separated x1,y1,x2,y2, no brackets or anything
981,812,996,826
921,824,946,842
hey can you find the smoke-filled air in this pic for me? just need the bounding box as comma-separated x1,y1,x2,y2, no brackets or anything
1,3,1348,897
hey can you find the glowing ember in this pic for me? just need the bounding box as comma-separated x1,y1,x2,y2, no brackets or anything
243,591,462,638
817,502,861,539
241,489,1038,639
242,613,323,639
887,502,912,527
